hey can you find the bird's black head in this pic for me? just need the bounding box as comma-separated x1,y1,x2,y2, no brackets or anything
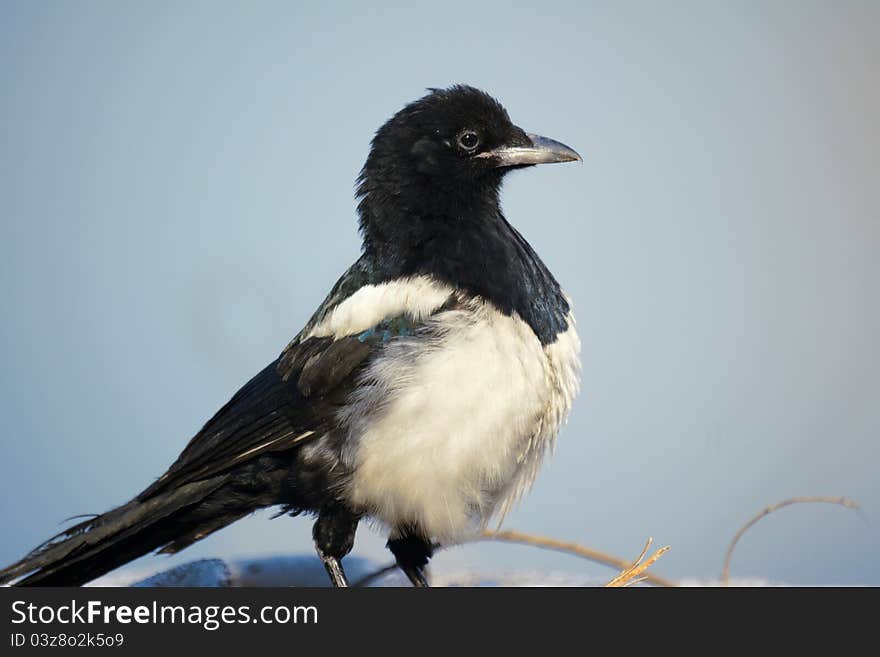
356,85,580,247
352,85,579,342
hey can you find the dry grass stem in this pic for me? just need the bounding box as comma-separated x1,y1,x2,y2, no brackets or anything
605,537,671,587
721,495,859,585
355,494,854,588
480,529,676,587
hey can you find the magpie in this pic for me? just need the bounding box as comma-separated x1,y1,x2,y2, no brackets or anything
0,85,581,587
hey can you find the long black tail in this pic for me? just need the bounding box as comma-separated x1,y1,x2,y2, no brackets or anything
0,353,339,587
0,458,289,586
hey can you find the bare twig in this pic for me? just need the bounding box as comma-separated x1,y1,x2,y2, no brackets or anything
354,495,858,588
353,529,677,587
352,564,398,588
606,537,671,587
721,496,859,585
480,529,676,587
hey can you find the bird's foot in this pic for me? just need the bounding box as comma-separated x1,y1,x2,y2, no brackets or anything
399,563,430,587
318,549,349,587
387,533,433,587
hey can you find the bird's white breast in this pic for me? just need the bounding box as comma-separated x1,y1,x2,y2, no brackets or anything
320,277,581,543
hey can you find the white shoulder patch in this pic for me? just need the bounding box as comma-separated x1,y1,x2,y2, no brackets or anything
305,276,455,340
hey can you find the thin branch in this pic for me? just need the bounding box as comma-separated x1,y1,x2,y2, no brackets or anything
606,537,670,587
352,564,398,588
353,530,677,587
721,496,859,585
480,529,676,587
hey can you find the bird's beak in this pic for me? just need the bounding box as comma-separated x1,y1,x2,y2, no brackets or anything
477,132,582,168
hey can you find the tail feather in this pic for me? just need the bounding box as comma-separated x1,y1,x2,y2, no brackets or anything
0,476,231,586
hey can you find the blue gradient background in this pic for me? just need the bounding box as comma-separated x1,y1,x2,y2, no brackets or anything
1,1,877,585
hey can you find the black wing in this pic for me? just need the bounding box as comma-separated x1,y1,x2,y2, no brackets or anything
137,333,379,501
137,257,388,500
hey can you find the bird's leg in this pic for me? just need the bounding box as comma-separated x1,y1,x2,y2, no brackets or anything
387,532,434,587
313,505,359,588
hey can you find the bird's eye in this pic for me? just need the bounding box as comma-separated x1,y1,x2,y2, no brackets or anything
458,131,480,151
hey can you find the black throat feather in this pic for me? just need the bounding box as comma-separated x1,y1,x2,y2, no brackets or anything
355,168,570,346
